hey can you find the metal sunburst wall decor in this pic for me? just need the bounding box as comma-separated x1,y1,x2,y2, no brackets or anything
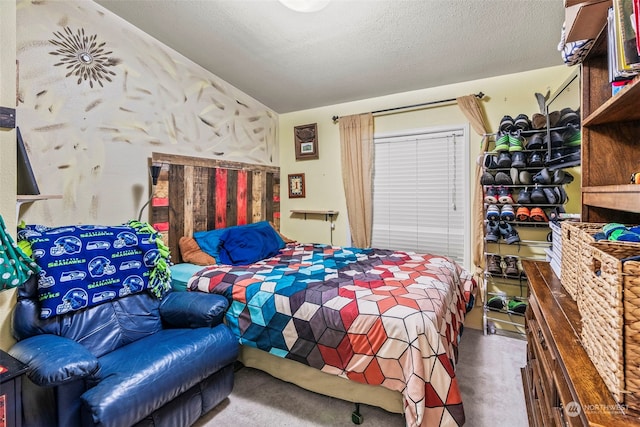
49,26,117,88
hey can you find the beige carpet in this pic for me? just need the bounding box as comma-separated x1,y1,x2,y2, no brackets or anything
195,328,527,427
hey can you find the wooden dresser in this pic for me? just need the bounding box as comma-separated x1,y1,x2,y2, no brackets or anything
521,260,640,426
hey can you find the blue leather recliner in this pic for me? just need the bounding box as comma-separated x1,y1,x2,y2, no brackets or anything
9,275,239,427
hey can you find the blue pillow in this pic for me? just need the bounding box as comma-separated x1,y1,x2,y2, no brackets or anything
194,221,284,259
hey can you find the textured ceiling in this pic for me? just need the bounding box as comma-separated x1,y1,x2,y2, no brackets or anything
95,0,566,113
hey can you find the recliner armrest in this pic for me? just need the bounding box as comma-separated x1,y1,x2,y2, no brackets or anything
9,334,99,386
159,291,229,328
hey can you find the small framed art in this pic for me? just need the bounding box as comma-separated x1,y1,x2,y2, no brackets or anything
294,123,319,160
288,173,305,198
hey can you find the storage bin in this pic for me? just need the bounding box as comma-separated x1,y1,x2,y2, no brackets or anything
579,240,640,409
548,221,562,279
560,222,603,300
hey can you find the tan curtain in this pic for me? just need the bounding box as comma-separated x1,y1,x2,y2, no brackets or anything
456,95,490,301
339,113,374,248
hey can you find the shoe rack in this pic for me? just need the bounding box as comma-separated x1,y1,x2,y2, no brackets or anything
481,77,582,336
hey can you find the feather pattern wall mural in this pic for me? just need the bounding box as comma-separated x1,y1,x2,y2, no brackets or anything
16,0,278,226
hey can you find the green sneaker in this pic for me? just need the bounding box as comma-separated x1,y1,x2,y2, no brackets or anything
508,299,527,314
494,131,509,152
508,132,525,152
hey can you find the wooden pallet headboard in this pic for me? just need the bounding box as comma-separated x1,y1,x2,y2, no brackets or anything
149,152,280,263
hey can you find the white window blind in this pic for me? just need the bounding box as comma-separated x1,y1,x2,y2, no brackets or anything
372,127,468,266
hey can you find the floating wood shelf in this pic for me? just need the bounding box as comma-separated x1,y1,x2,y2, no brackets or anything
16,194,63,219
290,210,338,220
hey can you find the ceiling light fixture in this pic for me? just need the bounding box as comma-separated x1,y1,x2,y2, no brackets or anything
278,0,330,13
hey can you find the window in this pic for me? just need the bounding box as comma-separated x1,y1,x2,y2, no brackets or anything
372,126,469,267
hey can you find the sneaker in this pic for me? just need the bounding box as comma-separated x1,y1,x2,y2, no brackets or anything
508,132,525,152
481,171,495,185
519,170,532,185
498,187,514,204
487,255,503,275
498,221,520,244
494,131,510,152
487,295,506,309
494,171,513,185
497,152,512,168
510,167,520,185
515,206,530,221
527,132,545,149
552,169,574,185
484,154,499,169
557,108,580,127
530,187,549,204
562,124,581,147
514,114,531,131
499,115,515,132
484,186,498,203
511,152,526,168
486,221,500,243
517,188,531,204
543,131,564,148
528,151,543,167
543,187,559,204
532,168,552,185
500,204,515,221
530,207,549,222
504,256,520,276
486,204,500,221
531,113,546,130
508,299,528,314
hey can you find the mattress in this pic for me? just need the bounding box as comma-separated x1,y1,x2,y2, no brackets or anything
169,263,204,292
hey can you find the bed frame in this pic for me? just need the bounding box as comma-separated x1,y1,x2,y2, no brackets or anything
149,152,404,418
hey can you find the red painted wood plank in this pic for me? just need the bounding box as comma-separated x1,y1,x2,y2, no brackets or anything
215,168,228,229
237,170,248,225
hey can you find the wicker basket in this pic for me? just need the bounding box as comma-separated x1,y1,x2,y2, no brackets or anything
579,240,640,408
560,222,603,300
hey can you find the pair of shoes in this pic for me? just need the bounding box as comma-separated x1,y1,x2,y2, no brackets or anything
509,167,532,185
531,186,559,205
486,204,515,221
485,219,520,244
484,187,515,204
499,114,530,132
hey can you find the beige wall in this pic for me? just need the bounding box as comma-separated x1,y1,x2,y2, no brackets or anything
279,65,577,246
15,0,278,227
0,0,18,351
278,65,579,330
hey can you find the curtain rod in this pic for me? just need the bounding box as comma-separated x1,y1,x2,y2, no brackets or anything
331,92,484,123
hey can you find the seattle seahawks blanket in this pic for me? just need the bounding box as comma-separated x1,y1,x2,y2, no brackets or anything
18,221,171,319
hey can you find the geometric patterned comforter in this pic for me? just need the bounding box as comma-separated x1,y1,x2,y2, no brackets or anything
187,243,477,427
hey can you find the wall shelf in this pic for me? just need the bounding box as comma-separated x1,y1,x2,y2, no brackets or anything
16,194,62,219
290,210,338,221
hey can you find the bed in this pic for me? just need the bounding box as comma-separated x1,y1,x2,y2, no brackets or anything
150,153,477,427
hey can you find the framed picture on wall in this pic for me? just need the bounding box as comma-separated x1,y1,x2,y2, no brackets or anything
294,123,319,160
288,173,305,198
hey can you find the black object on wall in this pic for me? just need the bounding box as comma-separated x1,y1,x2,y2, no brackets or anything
16,127,40,196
